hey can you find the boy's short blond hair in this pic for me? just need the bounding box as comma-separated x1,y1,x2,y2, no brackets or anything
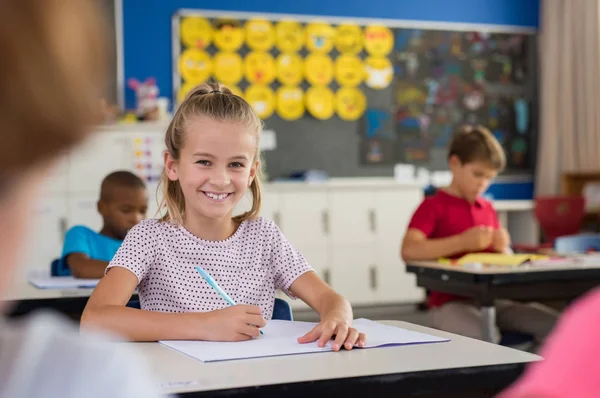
448,125,506,171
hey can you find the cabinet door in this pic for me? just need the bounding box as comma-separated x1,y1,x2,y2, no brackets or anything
375,188,423,245
329,191,375,245
20,196,68,273
279,191,328,247
261,188,280,224
68,132,134,195
373,245,425,304
330,246,376,306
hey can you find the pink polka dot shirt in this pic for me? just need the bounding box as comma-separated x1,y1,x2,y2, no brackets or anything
106,217,314,320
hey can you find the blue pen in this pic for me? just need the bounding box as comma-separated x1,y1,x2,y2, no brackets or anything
195,266,263,335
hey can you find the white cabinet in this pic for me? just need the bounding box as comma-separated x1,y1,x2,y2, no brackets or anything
330,246,376,305
329,191,376,245
67,194,103,231
278,191,328,246
22,196,68,272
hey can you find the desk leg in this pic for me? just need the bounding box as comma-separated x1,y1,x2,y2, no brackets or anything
481,306,496,343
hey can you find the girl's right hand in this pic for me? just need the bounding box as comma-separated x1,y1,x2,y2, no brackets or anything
197,305,266,342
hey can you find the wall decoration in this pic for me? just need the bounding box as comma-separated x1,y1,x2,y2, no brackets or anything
276,20,304,52
213,52,243,84
276,86,305,121
180,17,213,49
305,22,335,53
245,19,275,51
365,56,393,89
179,49,212,83
213,19,244,51
364,25,394,56
276,53,304,86
334,54,364,87
335,24,363,54
305,86,335,120
244,51,276,84
304,53,334,86
336,87,366,121
245,85,276,119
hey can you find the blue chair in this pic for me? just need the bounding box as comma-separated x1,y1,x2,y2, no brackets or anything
499,331,534,349
272,298,293,321
555,234,600,254
50,257,72,277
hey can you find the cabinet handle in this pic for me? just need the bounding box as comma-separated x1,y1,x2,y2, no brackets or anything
369,266,377,290
273,211,281,226
321,210,329,234
369,209,377,232
59,217,68,242
323,268,331,285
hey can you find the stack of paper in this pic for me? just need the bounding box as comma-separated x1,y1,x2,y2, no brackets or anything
160,318,449,362
28,272,100,289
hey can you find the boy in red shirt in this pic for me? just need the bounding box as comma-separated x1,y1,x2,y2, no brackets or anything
401,125,558,344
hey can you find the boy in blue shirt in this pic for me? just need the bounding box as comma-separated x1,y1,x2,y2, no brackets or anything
60,171,148,278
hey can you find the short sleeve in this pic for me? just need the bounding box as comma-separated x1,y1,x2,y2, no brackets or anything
407,199,438,237
106,220,158,283
266,221,314,298
61,226,92,259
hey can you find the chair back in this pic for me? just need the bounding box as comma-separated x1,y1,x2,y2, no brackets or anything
535,196,585,243
272,298,293,321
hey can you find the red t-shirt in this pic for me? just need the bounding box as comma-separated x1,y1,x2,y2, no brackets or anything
407,190,500,308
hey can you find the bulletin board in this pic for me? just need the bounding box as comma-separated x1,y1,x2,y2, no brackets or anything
171,10,537,178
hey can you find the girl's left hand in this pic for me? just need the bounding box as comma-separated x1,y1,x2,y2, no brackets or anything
297,313,367,351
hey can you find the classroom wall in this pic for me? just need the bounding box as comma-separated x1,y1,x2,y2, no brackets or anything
121,0,540,109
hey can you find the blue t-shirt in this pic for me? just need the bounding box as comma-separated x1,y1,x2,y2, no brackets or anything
57,226,123,276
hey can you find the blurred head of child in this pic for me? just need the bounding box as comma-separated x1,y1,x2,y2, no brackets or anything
160,81,262,235
98,171,148,240
447,125,506,202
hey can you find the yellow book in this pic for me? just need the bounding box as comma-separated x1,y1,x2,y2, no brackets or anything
456,253,548,266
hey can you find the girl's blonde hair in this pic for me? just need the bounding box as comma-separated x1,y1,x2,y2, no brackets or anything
158,81,264,224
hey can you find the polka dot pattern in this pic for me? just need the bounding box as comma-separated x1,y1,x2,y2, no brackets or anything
107,218,313,319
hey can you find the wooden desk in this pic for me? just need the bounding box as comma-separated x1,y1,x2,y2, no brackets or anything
406,260,600,342
131,320,539,398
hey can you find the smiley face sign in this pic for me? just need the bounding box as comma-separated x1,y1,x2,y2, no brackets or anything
179,49,212,83
276,86,305,121
213,19,244,51
364,56,393,89
245,19,275,51
213,52,243,84
305,86,335,120
304,53,333,86
276,53,303,86
276,20,304,52
305,22,335,53
180,17,213,49
245,85,275,119
335,87,366,121
244,52,276,84
335,54,364,87
364,25,394,56
335,24,363,54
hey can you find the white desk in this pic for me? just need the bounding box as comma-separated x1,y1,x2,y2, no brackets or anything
133,320,539,397
4,278,94,302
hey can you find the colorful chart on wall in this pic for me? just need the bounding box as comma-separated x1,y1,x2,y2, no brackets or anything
305,22,335,53
276,86,305,121
213,52,243,84
245,85,276,119
336,87,366,121
335,24,363,54
304,53,334,86
364,56,393,89
245,19,275,51
305,86,335,120
180,17,213,49
276,53,303,86
213,19,244,51
364,25,394,56
276,20,304,52
335,54,364,87
179,49,212,83
244,51,276,84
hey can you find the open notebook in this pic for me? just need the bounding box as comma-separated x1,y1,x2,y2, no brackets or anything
27,271,100,289
160,318,449,362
